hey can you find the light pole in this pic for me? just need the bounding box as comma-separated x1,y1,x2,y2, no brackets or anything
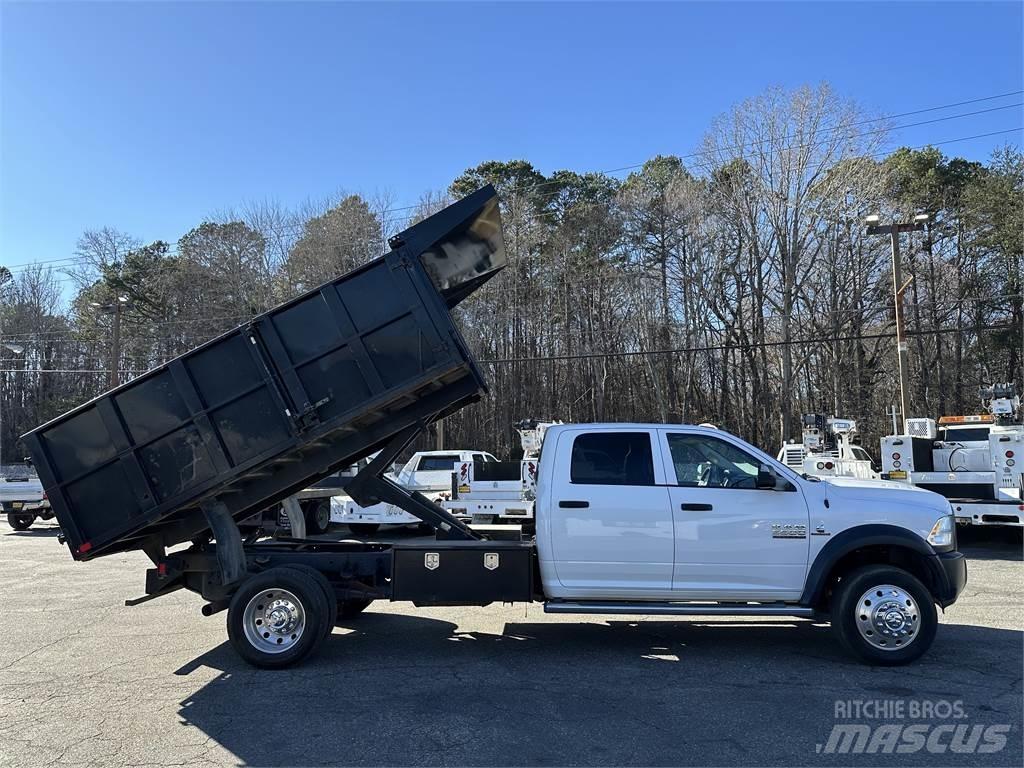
91,296,130,388
0,341,25,474
865,213,930,430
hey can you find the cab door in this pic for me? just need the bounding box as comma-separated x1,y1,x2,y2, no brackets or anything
657,429,809,600
547,429,674,596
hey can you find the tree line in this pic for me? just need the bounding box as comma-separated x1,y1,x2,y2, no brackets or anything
1,84,1021,465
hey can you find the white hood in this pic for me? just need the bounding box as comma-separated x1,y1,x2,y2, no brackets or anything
821,475,950,512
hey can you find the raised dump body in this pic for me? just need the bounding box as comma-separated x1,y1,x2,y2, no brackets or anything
24,186,506,560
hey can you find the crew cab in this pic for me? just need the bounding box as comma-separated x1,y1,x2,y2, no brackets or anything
536,424,965,650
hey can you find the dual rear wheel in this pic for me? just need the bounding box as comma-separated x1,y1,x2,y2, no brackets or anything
226,566,374,668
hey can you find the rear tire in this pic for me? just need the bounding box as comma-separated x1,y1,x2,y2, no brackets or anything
7,513,35,531
279,564,338,639
338,598,373,620
226,567,328,669
831,564,937,666
348,523,379,537
303,500,331,536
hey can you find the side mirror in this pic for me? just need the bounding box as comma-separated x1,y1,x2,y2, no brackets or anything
756,465,777,490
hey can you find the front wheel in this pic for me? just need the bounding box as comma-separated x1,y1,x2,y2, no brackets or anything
226,567,328,669
7,513,35,531
831,564,937,666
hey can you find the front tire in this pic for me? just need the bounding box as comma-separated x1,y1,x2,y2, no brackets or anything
226,567,328,669
831,564,937,666
7,513,35,531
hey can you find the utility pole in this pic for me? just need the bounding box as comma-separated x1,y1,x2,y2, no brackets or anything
866,213,929,431
92,296,130,388
436,418,444,450
0,342,25,474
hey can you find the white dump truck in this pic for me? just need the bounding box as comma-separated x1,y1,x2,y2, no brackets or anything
26,187,967,671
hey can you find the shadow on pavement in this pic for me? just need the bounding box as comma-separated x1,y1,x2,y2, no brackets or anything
957,525,1023,561
3,525,62,537
174,611,1022,767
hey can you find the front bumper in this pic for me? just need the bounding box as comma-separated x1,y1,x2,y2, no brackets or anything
931,550,967,608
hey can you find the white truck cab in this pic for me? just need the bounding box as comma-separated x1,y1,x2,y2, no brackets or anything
534,423,965,664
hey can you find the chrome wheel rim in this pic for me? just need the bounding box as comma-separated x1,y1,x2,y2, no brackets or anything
316,503,330,531
855,584,919,651
242,589,306,654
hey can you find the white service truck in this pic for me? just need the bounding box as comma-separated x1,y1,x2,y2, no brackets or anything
444,419,561,529
333,449,497,535
881,384,1024,527
778,414,879,480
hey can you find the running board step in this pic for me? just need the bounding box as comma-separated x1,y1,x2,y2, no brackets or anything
544,601,815,617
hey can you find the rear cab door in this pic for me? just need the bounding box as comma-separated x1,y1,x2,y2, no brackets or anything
541,426,674,597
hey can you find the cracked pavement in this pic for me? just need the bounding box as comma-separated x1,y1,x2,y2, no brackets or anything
1,523,1020,767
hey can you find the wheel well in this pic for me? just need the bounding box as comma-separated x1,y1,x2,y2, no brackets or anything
815,544,936,612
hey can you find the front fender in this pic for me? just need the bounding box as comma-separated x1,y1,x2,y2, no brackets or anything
800,524,959,607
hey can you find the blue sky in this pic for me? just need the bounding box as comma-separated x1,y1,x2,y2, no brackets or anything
2,1,1021,285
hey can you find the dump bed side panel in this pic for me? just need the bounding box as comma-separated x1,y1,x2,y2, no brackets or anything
25,187,505,559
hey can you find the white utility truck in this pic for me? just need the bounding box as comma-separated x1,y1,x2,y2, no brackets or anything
444,419,561,530
778,414,879,480
881,384,1024,527
334,449,497,535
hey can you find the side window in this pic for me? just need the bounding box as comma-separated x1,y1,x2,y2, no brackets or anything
666,434,760,489
570,432,654,486
472,453,485,464
852,447,872,462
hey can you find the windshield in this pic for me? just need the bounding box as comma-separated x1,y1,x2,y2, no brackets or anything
852,447,873,462
416,455,462,472
938,427,990,442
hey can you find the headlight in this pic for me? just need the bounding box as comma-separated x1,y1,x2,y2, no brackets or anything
927,515,954,547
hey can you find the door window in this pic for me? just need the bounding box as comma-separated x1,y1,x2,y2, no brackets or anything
570,432,655,486
666,434,761,489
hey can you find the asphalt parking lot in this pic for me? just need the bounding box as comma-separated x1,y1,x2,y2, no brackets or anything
1,523,1020,767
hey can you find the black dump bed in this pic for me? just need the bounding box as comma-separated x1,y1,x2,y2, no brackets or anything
24,186,505,560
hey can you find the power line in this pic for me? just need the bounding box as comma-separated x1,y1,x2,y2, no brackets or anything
1,323,1014,373
474,324,1017,365
1,289,1019,344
